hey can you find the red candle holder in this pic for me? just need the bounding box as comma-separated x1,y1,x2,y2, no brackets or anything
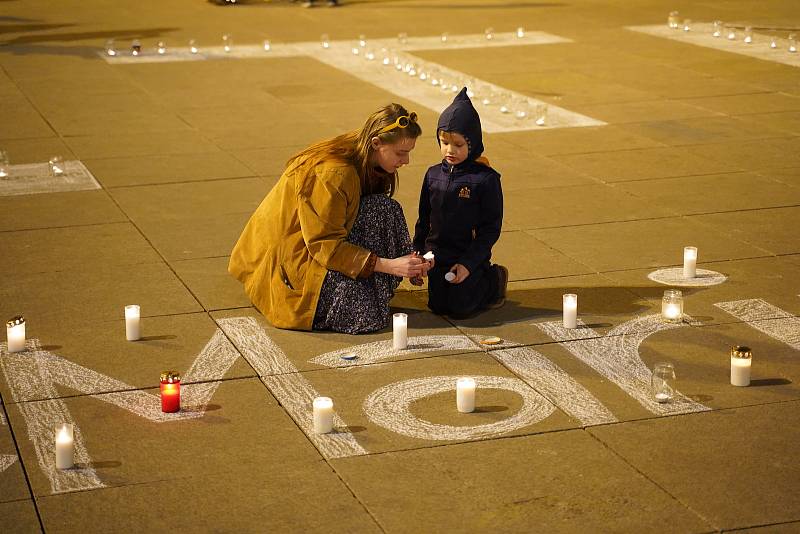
160,371,181,413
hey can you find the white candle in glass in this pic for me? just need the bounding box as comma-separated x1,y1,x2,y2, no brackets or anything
392,313,407,350
562,294,578,329
55,423,74,470
312,397,334,434
730,347,752,387
661,290,683,323
125,305,140,341
6,316,26,353
456,377,476,413
683,246,697,279
663,303,681,321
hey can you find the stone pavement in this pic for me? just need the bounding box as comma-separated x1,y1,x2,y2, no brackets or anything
1,0,799,532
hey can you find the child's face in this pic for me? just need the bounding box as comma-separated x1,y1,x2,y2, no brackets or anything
439,131,468,166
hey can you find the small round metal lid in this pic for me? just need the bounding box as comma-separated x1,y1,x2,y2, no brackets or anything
730,346,752,359
160,370,181,383
6,316,24,328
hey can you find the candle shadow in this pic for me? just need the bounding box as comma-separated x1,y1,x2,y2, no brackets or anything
40,345,62,351
139,335,178,342
84,460,122,469
475,405,508,413
687,394,714,403
338,425,366,434
580,323,612,329
181,403,222,413
750,378,792,387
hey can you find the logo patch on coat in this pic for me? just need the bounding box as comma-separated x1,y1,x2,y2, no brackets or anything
458,186,471,199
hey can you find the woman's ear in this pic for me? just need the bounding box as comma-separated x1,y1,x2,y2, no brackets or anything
370,136,382,149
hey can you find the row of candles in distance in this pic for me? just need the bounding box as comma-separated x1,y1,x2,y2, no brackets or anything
0,152,65,179
106,27,530,58
667,11,797,52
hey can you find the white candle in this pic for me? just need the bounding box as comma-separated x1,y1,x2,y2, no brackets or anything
125,305,140,341
392,312,407,350
55,423,74,470
731,347,752,387
312,397,334,434
456,377,476,413
663,303,681,321
562,294,577,329
6,316,26,353
683,246,697,279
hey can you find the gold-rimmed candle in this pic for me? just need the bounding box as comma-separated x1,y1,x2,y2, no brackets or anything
730,346,752,387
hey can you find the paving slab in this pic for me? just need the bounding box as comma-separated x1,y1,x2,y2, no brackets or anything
571,98,725,124
492,230,595,281
553,145,744,183
687,137,800,171
134,211,250,261
681,92,800,116
63,130,222,160
503,123,665,156
589,401,800,531
0,500,40,533
227,145,307,179
690,206,800,256
488,153,600,191
531,216,770,272
614,171,800,216
0,137,76,165
82,152,255,188
619,116,792,147
332,429,710,533
0,190,126,232
0,407,28,504
0,261,202,325
171,256,253,311
36,468,379,534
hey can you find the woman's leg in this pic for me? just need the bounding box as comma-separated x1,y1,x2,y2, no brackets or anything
313,195,412,334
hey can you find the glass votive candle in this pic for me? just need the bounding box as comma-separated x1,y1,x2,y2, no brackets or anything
160,371,181,413
730,346,752,387
770,37,778,49
6,315,26,353
682,19,692,32
189,39,199,54
712,20,723,37
397,32,408,45
514,97,529,121
661,289,683,323
358,34,367,47
49,156,64,177
652,362,675,403
131,39,142,56
222,34,233,53
365,50,375,61
516,27,525,38
534,103,548,126
157,41,167,55
744,26,753,44
0,149,9,178
263,39,271,52
668,11,679,29
790,33,798,53
105,39,117,56
441,32,449,43
320,34,330,49
484,27,494,40
726,25,736,40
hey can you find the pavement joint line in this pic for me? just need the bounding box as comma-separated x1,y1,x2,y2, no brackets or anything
102,173,260,189
585,428,720,532
723,519,800,532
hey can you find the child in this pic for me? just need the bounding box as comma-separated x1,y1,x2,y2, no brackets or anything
412,87,507,318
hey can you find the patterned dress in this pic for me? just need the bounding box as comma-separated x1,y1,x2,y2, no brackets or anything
313,194,412,334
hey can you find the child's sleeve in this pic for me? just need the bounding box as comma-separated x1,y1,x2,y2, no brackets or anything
412,172,431,252
460,172,503,273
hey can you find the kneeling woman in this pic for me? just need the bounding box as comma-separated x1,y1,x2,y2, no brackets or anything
229,104,428,334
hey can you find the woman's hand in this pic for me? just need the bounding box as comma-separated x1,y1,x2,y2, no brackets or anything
375,254,425,278
448,263,471,284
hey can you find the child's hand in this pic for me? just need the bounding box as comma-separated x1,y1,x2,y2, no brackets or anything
448,264,470,284
409,276,424,286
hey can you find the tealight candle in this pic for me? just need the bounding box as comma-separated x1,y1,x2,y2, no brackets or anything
730,346,752,387
6,316,26,353
131,39,141,56
712,20,722,38
563,294,578,329
661,290,683,323
189,39,199,54
160,371,181,413
55,423,74,470
790,34,797,53
683,246,697,279
744,27,753,44
456,377,476,413
263,39,271,52
49,156,64,177
157,41,166,55
651,362,675,403
313,396,334,434
0,149,9,178
105,39,117,56
125,305,140,341
516,27,525,38
223,34,232,53
392,312,408,350
321,34,330,49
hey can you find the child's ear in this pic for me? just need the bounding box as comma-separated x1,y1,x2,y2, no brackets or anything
370,137,382,149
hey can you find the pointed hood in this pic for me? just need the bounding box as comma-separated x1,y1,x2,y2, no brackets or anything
437,87,484,162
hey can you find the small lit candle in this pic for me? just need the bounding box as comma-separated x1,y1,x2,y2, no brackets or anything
157,41,166,55
516,27,525,38
456,377,476,413
55,423,74,470
321,34,330,49
263,39,271,52
661,290,683,323
49,156,64,177
189,39,199,54
125,305,140,341
445,271,456,282
131,39,141,56
683,246,697,279
223,34,232,53
6,316,26,353
393,312,408,350
730,346,752,387
160,371,181,413
562,294,578,329
313,396,334,434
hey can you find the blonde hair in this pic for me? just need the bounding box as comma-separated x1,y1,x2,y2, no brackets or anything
287,103,422,197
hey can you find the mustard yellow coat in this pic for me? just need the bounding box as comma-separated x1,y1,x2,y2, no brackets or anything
228,160,372,330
